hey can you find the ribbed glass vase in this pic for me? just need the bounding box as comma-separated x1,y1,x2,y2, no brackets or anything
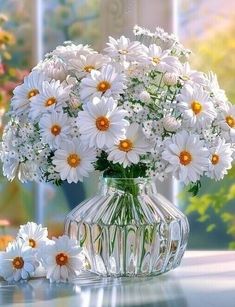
65,177,189,277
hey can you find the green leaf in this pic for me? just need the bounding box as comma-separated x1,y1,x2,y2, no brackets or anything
227,225,235,236
228,242,235,250
227,184,235,200
54,179,62,186
206,224,216,232
187,181,201,196
94,151,110,172
221,212,234,222
197,214,209,222
185,194,211,215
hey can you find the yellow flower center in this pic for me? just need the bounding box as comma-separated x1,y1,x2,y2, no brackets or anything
211,154,220,165
12,256,24,269
182,75,190,81
118,139,133,152
226,115,235,128
191,100,202,115
152,56,161,64
84,65,95,73
96,81,111,93
95,116,110,131
179,151,192,166
27,89,39,99
56,253,68,266
29,238,36,248
51,124,61,136
118,49,128,55
45,97,57,107
67,153,81,168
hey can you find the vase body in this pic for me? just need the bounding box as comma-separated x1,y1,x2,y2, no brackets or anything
65,177,189,277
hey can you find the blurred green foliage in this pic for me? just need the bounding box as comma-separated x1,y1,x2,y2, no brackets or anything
181,172,235,249
189,28,235,101
44,0,101,53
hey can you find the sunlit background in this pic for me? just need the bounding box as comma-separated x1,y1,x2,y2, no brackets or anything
0,0,235,250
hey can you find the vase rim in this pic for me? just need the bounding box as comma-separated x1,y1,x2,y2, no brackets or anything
101,176,151,180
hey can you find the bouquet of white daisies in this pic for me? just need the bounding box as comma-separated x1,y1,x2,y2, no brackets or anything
1,25,234,194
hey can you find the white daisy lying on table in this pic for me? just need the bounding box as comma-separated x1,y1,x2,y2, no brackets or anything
0,222,85,283
39,235,84,283
17,221,50,249
0,240,39,282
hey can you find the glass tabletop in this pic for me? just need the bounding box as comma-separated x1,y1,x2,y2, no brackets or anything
1,251,235,307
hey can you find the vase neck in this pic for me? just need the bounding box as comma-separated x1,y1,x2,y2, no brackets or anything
100,177,157,196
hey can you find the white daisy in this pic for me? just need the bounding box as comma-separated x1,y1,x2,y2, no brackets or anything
162,131,209,184
29,80,71,120
68,53,109,78
179,62,206,85
205,72,228,107
218,102,235,141
177,84,216,129
34,56,68,82
104,35,144,62
108,123,150,168
11,70,46,115
77,96,128,149
80,64,125,103
40,235,84,283
206,138,233,181
17,222,50,249
51,43,93,63
143,44,180,73
2,155,20,181
53,139,96,183
0,240,39,282
39,111,71,149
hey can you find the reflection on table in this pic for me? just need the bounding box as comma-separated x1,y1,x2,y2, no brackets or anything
0,251,235,307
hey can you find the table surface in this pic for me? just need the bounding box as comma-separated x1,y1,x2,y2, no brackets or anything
0,251,235,307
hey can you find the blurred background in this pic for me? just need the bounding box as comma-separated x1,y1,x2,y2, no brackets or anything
0,0,235,250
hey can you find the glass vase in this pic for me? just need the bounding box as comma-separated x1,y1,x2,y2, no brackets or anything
64,177,189,277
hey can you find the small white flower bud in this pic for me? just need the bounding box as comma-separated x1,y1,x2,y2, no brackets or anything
66,76,77,85
139,90,151,103
163,73,178,86
162,116,181,132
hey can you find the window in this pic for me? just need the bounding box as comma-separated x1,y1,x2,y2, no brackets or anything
178,0,235,249
0,0,102,240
